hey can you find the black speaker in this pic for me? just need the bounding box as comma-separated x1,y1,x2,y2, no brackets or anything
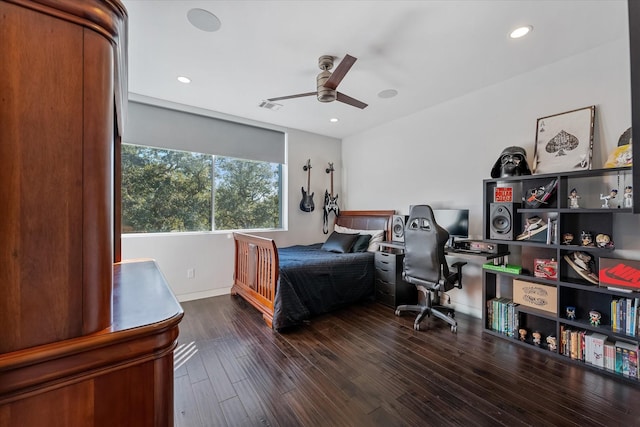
392,215,406,242
489,203,517,240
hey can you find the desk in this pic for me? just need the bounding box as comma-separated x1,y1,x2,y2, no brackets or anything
379,241,508,261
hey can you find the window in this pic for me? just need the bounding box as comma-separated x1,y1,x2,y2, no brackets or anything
121,144,282,233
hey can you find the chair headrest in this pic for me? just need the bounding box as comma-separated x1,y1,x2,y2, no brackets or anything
407,205,436,232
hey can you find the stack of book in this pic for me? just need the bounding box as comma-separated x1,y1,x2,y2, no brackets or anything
560,325,639,379
560,327,586,361
615,341,639,379
611,297,640,336
486,297,517,337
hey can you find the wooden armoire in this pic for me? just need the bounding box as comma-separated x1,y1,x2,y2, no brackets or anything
0,1,183,426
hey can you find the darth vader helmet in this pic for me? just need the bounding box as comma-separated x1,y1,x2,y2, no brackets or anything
490,146,532,178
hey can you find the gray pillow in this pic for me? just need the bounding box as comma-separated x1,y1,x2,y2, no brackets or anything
351,234,372,253
321,231,358,253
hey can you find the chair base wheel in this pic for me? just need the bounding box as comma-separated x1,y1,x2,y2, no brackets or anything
451,325,457,333
414,323,421,331
395,309,401,316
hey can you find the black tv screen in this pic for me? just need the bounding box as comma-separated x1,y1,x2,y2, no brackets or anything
433,209,469,239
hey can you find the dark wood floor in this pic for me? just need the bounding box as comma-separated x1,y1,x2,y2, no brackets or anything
174,296,640,427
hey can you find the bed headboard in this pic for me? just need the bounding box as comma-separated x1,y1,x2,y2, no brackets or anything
335,210,395,241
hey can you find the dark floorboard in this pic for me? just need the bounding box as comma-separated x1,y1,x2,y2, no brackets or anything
174,296,640,427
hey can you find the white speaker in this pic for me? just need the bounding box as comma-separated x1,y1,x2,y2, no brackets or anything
392,215,406,242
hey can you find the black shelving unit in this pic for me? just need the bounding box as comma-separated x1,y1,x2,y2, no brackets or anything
482,167,639,384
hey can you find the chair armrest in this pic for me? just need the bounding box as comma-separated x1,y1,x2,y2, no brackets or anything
450,261,467,289
451,261,467,270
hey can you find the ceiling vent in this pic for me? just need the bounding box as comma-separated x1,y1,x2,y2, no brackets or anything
258,100,282,111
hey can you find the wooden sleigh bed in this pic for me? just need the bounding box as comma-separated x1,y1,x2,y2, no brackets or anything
232,210,394,329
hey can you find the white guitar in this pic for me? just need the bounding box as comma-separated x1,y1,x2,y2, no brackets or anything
323,162,339,234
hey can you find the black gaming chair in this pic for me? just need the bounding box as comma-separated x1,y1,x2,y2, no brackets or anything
395,205,466,332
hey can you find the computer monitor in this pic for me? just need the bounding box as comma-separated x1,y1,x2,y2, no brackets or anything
432,209,470,244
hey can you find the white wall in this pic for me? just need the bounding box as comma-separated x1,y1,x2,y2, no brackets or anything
122,127,341,301
123,37,640,315
342,37,640,318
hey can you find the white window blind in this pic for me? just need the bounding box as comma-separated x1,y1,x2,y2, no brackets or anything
123,101,285,164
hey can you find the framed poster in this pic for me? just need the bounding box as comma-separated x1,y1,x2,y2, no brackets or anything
532,106,595,174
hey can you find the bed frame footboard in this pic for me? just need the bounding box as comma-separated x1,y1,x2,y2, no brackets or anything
232,232,279,328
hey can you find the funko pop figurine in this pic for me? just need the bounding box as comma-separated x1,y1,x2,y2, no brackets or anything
519,328,528,342
566,306,576,320
580,231,594,247
562,233,574,245
595,233,614,249
589,310,602,327
532,331,542,346
546,336,557,351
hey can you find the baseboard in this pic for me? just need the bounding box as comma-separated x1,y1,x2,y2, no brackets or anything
448,301,482,319
176,287,231,302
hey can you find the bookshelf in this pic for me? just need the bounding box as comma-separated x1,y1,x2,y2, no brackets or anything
482,167,640,383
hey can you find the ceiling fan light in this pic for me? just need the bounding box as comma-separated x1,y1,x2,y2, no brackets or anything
317,89,337,103
317,70,336,102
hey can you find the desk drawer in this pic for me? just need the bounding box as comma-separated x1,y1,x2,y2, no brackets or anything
375,279,396,307
375,278,395,295
375,251,398,269
375,265,396,283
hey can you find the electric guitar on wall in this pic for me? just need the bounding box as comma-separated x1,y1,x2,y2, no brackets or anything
300,159,315,212
323,162,339,234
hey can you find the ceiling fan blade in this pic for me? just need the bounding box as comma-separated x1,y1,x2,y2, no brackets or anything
323,54,357,90
336,92,368,109
268,92,317,102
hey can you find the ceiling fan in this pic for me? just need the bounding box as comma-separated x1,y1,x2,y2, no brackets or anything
268,54,368,109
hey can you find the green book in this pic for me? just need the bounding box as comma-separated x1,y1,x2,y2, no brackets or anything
483,262,522,275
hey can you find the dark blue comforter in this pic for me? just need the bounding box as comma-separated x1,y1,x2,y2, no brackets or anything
272,243,375,330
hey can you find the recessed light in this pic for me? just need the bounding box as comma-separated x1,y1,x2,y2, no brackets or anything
378,89,398,99
187,8,221,32
177,76,191,84
330,118,339,123
510,25,532,39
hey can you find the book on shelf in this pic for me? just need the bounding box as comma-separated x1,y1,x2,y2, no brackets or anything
487,297,518,337
604,341,616,371
611,297,640,337
570,330,581,360
586,332,608,368
615,341,639,379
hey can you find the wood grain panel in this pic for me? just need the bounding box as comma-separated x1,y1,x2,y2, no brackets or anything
0,261,182,426
82,27,115,335
3,381,93,427
0,0,84,352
